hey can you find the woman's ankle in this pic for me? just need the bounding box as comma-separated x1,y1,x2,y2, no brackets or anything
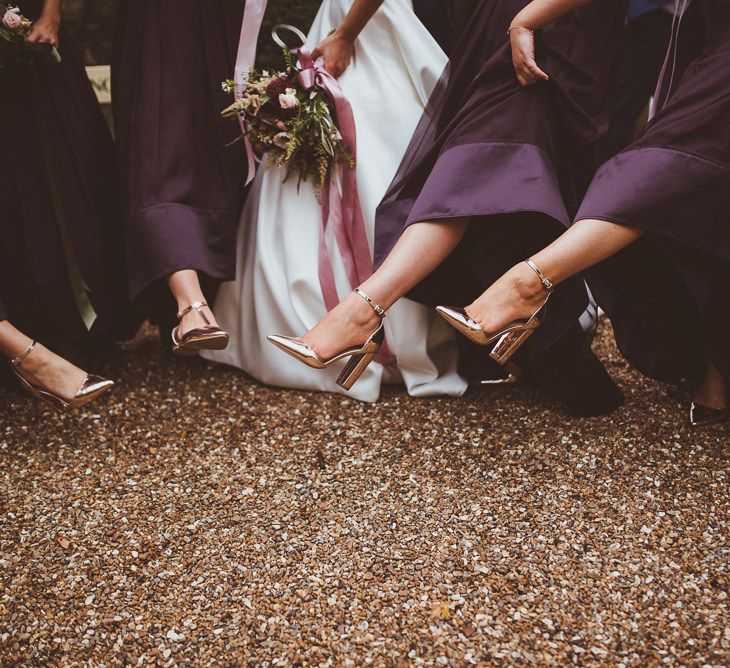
512,262,548,303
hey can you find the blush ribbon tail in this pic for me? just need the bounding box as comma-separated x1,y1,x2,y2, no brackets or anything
235,0,269,184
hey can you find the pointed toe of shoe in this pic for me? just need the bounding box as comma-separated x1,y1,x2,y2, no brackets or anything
267,334,294,347
267,334,326,369
70,375,115,408
435,305,490,345
435,305,463,320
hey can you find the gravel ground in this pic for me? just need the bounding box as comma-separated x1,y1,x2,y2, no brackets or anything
1,323,728,666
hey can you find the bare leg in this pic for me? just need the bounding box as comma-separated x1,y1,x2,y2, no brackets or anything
0,320,88,399
167,269,220,337
694,362,727,410
465,218,644,334
301,218,470,359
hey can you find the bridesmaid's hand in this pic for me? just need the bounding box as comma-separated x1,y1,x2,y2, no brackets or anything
509,26,549,87
25,13,60,48
312,31,355,78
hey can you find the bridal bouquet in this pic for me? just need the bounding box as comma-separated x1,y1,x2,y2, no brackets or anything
222,49,353,195
1,4,31,52
1,2,60,65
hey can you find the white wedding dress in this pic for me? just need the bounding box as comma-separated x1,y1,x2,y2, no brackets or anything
202,0,468,402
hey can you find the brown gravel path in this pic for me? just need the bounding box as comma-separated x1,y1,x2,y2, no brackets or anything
1,323,728,666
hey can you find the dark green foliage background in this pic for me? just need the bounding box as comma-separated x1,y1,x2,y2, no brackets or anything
61,0,322,66
257,0,321,65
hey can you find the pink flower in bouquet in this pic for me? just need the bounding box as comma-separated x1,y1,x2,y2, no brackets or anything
2,8,23,31
279,88,299,110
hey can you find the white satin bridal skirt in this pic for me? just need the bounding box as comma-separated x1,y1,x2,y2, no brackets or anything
202,0,468,402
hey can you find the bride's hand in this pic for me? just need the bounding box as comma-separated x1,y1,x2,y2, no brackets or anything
311,31,355,78
509,26,549,87
25,12,60,48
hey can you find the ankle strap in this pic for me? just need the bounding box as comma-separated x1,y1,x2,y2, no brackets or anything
524,259,554,293
177,301,210,323
354,288,386,318
10,340,36,368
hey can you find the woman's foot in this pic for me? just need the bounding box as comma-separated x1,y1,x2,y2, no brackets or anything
300,291,382,360
177,301,221,338
12,342,89,400
464,261,550,335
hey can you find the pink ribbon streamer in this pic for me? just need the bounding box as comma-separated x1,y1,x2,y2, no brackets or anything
296,50,374,311
236,0,269,184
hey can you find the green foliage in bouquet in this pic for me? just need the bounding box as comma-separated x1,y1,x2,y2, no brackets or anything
222,48,353,198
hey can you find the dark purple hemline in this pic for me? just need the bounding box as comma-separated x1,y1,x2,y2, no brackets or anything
576,146,730,261
126,203,237,299
375,142,569,267
406,142,570,226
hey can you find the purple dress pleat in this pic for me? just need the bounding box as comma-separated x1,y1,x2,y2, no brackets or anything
0,0,132,345
373,0,625,410
576,0,730,385
112,0,245,307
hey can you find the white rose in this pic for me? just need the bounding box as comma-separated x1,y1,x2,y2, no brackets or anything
279,89,299,109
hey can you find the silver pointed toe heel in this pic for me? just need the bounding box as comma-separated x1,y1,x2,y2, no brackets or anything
8,341,115,412
436,258,555,366
268,288,386,390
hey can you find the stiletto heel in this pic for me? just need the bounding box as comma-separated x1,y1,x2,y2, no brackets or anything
436,258,555,366
268,288,386,391
172,301,229,355
8,341,114,413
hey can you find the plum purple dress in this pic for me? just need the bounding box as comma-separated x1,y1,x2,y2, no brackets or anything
112,0,245,317
0,0,131,346
576,0,730,386
374,0,625,414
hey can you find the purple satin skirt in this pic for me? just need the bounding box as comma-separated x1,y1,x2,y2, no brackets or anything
0,0,131,344
112,0,245,306
577,0,730,385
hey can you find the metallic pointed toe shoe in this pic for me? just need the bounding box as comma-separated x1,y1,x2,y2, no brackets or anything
172,301,230,356
689,402,729,427
72,375,115,408
436,258,554,366
434,306,491,346
9,341,115,412
267,335,329,369
268,288,386,390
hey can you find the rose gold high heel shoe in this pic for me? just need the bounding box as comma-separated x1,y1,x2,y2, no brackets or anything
8,341,115,412
436,258,554,365
172,301,230,356
267,288,386,390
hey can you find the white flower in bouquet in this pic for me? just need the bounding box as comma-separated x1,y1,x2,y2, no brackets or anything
278,88,299,110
